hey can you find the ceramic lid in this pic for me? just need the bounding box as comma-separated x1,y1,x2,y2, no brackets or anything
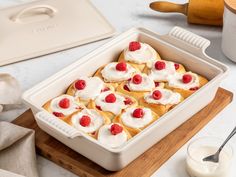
225,0,236,14
0,0,116,66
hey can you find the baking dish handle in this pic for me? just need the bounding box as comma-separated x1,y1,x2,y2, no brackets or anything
11,5,57,22
35,111,81,139
161,26,210,58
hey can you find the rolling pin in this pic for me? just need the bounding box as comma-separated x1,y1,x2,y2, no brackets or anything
149,0,224,26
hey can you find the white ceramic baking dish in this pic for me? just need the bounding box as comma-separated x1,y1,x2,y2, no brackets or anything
22,26,229,171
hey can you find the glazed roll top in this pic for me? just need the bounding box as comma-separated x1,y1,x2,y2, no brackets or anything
124,41,158,66
95,91,131,115
121,107,153,129
101,62,136,82
71,109,104,133
50,95,82,117
126,73,155,92
98,123,128,148
144,88,181,105
72,76,106,100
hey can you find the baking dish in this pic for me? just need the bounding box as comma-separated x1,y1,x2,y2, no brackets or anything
22,26,229,171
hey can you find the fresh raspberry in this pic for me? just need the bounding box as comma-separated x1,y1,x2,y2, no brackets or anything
124,97,133,105
132,108,144,118
129,41,141,51
75,80,86,90
53,112,65,117
155,82,160,87
190,87,199,91
105,93,116,103
155,61,166,70
174,63,180,70
101,87,110,92
182,74,192,84
110,124,123,135
79,115,91,127
96,105,102,111
123,85,130,91
152,90,162,100
132,74,142,84
59,98,70,109
116,62,127,71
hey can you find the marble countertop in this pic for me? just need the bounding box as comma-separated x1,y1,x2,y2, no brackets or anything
1,0,236,176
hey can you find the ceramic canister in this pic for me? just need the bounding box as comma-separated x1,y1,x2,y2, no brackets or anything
222,0,236,62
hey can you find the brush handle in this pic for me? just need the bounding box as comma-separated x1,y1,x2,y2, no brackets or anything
149,1,188,15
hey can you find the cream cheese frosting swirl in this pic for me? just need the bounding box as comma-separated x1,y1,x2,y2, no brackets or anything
50,95,81,116
127,73,155,91
98,123,128,148
149,60,176,81
168,72,200,90
71,109,104,133
101,62,136,82
124,43,157,67
74,76,104,100
144,88,181,105
121,107,153,129
94,91,127,115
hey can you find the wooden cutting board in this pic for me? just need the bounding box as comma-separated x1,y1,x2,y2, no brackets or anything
12,88,233,177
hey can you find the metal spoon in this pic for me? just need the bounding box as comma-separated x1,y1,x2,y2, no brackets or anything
203,126,236,163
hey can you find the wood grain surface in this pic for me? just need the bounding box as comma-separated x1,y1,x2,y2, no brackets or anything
13,88,233,177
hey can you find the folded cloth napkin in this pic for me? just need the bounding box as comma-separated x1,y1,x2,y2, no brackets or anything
0,73,22,113
0,122,38,177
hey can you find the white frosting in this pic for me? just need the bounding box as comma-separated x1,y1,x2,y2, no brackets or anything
127,74,155,91
144,88,181,105
124,43,157,67
71,109,104,133
50,95,81,116
187,146,231,177
94,91,127,115
101,62,136,82
98,124,128,148
121,107,153,129
149,60,176,81
168,72,200,90
74,76,104,100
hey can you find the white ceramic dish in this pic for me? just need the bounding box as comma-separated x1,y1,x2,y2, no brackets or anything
22,26,229,171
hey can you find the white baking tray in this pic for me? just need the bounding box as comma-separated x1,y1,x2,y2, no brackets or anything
22,27,229,171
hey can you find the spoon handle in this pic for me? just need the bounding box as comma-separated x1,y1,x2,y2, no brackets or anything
218,126,236,153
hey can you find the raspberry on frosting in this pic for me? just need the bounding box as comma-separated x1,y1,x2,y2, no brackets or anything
152,90,162,100
155,61,166,70
59,98,70,109
53,112,65,117
116,62,127,71
79,115,91,127
110,124,123,135
132,74,142,84
129,41,141,51
75,80,86,90
132,108,144,118
105,93,116,103
182,74,192,84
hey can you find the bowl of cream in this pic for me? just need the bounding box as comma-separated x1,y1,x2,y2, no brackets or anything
186,137,233,177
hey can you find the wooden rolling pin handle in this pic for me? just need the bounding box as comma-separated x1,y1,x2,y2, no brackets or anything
150,1,188,15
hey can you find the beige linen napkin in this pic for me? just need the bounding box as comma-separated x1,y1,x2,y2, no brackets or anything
0,122,38,177
0,73,22,113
